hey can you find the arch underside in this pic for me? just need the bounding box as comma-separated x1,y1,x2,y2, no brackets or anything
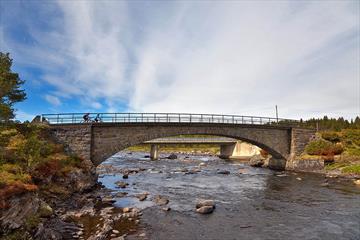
91,124,291,166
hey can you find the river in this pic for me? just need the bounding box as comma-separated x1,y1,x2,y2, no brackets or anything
97,151,360,240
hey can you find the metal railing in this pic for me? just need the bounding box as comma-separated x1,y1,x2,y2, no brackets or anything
41,112,299,126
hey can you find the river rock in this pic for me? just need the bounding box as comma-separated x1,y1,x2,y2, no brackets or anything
115,181,129,188
249,155,264,167
116,192,128,198
196,206,215,214
167,154,177,159
196,199,216,209
354,179,360,185
136,193,148,201
162,207,171,211
123,207,131,213
102,196,116,203
217,170,230,174
154,195,169,205
122,174,129,179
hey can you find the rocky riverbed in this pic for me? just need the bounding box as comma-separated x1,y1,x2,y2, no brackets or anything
93,151,360,240
3,151,359,240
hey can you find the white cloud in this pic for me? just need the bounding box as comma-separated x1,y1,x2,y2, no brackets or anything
15,110,35,122
44,94,61,107
1,1,359,119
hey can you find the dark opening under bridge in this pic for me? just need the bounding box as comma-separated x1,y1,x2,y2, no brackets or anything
40,113,316,170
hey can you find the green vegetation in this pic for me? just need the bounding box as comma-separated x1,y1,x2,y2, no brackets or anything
0,123,86,207
303,129,360,175
0,52,26,122
341,164,360,174
305,139,343,156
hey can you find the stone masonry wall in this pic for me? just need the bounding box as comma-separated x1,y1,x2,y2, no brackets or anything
50,123,315,168
90,123,292,166
50,124,93,168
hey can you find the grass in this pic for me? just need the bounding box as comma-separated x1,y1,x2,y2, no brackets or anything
341,164,360,174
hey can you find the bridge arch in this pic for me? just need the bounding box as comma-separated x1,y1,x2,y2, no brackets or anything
46,113,315,171
90,123,292,166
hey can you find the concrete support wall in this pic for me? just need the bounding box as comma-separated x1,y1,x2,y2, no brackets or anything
150,144,159,160
219,144,236,159
232,142,260,158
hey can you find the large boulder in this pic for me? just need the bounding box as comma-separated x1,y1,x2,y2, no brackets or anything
249,155,264,167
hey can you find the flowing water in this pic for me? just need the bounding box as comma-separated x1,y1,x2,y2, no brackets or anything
97,152,360,240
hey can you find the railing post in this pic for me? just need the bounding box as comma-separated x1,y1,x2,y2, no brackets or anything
232,115,234,124
141,113,144,122
179,114,181,123
57,114,59,124
128,113,130,122
222,115,224,123
190,114,192,123
251,117,253,124
154,113,156,122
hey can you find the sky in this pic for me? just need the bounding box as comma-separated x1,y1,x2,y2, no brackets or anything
0,0,359,121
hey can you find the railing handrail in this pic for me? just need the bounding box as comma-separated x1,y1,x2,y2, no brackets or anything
40,112,300,126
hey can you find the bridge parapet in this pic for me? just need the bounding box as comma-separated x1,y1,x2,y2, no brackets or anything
41,112,300,126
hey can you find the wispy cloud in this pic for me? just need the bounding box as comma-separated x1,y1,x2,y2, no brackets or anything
1,1,359,119
44,94,61,107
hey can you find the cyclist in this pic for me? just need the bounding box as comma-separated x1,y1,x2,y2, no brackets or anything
94,114,101,123
83,113,90,122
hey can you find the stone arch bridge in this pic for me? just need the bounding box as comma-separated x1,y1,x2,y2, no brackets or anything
40,113,316,170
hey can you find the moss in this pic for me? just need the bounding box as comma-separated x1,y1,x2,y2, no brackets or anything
24,213,41,231
38,202,53,218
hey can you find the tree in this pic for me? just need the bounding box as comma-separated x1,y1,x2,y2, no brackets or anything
0,52,26,122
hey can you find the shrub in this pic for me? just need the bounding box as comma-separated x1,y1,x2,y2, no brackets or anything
321,131,341,142
342,129,360,146
305,139,343,156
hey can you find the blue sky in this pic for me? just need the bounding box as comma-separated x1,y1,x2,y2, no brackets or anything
0,0,359,121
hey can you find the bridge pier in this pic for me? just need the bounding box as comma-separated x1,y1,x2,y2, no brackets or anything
268,158,287,170
150,144,159,160
219,144,236,159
